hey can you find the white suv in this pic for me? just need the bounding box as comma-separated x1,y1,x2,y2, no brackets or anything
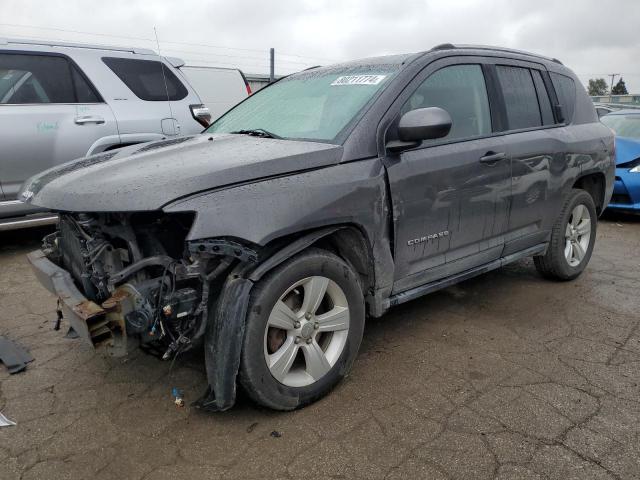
0,37,250,230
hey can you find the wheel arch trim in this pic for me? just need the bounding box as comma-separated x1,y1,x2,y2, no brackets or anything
247,226,345,282
195,225,359,412
572,171,608,215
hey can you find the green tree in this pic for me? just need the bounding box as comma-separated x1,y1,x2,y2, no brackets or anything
588,78,609,96
611,77,628,95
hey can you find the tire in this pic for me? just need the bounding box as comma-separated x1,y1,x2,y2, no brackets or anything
239,248,365,410
534,188,597,281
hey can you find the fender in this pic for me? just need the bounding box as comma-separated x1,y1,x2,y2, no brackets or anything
164,158,396,299
247,226,344,282
164,159,388,245
193,226,344,411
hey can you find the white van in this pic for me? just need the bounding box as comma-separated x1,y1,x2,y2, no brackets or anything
178,65,251,121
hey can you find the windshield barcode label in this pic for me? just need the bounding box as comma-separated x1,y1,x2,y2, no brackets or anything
331,75,387,86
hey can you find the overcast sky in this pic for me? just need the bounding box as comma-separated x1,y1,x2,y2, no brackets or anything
3,0,640,92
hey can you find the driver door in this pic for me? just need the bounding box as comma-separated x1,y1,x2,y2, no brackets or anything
385,59,512,293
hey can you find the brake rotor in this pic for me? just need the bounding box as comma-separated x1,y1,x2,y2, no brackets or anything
266,327,286,354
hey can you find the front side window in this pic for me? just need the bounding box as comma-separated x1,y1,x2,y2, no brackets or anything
0,54,77,104
207,66,399,142
497,66,542,130
401,64,492,142
102,57,188,101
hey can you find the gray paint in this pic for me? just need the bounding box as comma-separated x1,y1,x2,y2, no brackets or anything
25,44,614,314
25,44,616,412
23,134,342,211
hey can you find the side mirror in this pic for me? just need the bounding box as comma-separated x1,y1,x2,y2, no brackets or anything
398,107,452,142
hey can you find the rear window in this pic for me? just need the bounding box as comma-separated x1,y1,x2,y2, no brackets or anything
0,53,100,104
496,65,542,130
102,57,188,101
550,72,576,123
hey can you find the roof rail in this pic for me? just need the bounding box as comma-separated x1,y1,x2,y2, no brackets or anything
430,43,456,51
428,43,563,65
0,37,156,55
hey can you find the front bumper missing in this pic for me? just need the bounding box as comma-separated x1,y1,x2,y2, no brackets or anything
28,248,255,411
26,249,126,356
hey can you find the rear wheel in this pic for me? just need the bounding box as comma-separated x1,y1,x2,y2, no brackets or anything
239,248,365,410
534,189,597,280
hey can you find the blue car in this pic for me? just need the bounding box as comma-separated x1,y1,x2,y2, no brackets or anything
601,110,640,212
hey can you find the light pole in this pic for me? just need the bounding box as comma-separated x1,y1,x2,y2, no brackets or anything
269,48,275,83
608,73,620,96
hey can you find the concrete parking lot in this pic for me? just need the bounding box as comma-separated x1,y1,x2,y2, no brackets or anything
0,216,638,480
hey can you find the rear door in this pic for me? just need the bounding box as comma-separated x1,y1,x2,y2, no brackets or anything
490,60,567,255
384,58,512,293
0,51,118,206
100,56,198,136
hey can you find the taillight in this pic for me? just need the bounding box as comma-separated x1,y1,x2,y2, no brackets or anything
239,71,252,95
190,104,211,128
612,136,616,163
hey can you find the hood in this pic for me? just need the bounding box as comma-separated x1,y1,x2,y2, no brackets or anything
21,134,343,212
615,136,640,166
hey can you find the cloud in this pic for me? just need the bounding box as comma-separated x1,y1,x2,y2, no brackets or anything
2,0,640,90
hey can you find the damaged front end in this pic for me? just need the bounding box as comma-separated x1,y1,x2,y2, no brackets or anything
28,211,257,410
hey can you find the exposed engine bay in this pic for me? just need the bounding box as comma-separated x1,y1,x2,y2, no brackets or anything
32,212,355,411
41,212,251,359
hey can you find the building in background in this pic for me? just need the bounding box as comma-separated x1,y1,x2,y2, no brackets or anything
591,94,640,108
244,73,282,92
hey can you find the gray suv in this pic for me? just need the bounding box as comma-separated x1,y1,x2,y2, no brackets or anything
24,44,614,412
0,38,212,230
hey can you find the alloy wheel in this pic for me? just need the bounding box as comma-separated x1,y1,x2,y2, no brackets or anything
564,204,591,267
263,276,350,387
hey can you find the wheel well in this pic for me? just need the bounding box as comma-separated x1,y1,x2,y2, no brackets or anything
104,143,137,152
573,173,606,214
259,226,375,297
313,227,375,295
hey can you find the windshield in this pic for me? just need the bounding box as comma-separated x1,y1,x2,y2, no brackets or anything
206,66,399,142
601,113,640,139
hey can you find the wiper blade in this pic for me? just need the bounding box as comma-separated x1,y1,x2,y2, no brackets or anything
230,128,282,139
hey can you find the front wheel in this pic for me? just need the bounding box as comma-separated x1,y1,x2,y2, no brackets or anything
239,248,365,410
534,188,597,280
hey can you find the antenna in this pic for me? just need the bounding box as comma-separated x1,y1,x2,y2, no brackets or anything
154,27,177,135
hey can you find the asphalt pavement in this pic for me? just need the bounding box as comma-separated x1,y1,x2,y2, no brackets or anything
0,215,639,479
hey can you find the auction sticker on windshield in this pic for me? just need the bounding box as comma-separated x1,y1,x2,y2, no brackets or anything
331,75,387,86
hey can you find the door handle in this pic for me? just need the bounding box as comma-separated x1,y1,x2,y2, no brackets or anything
75,116,105,125
479,151,506,164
